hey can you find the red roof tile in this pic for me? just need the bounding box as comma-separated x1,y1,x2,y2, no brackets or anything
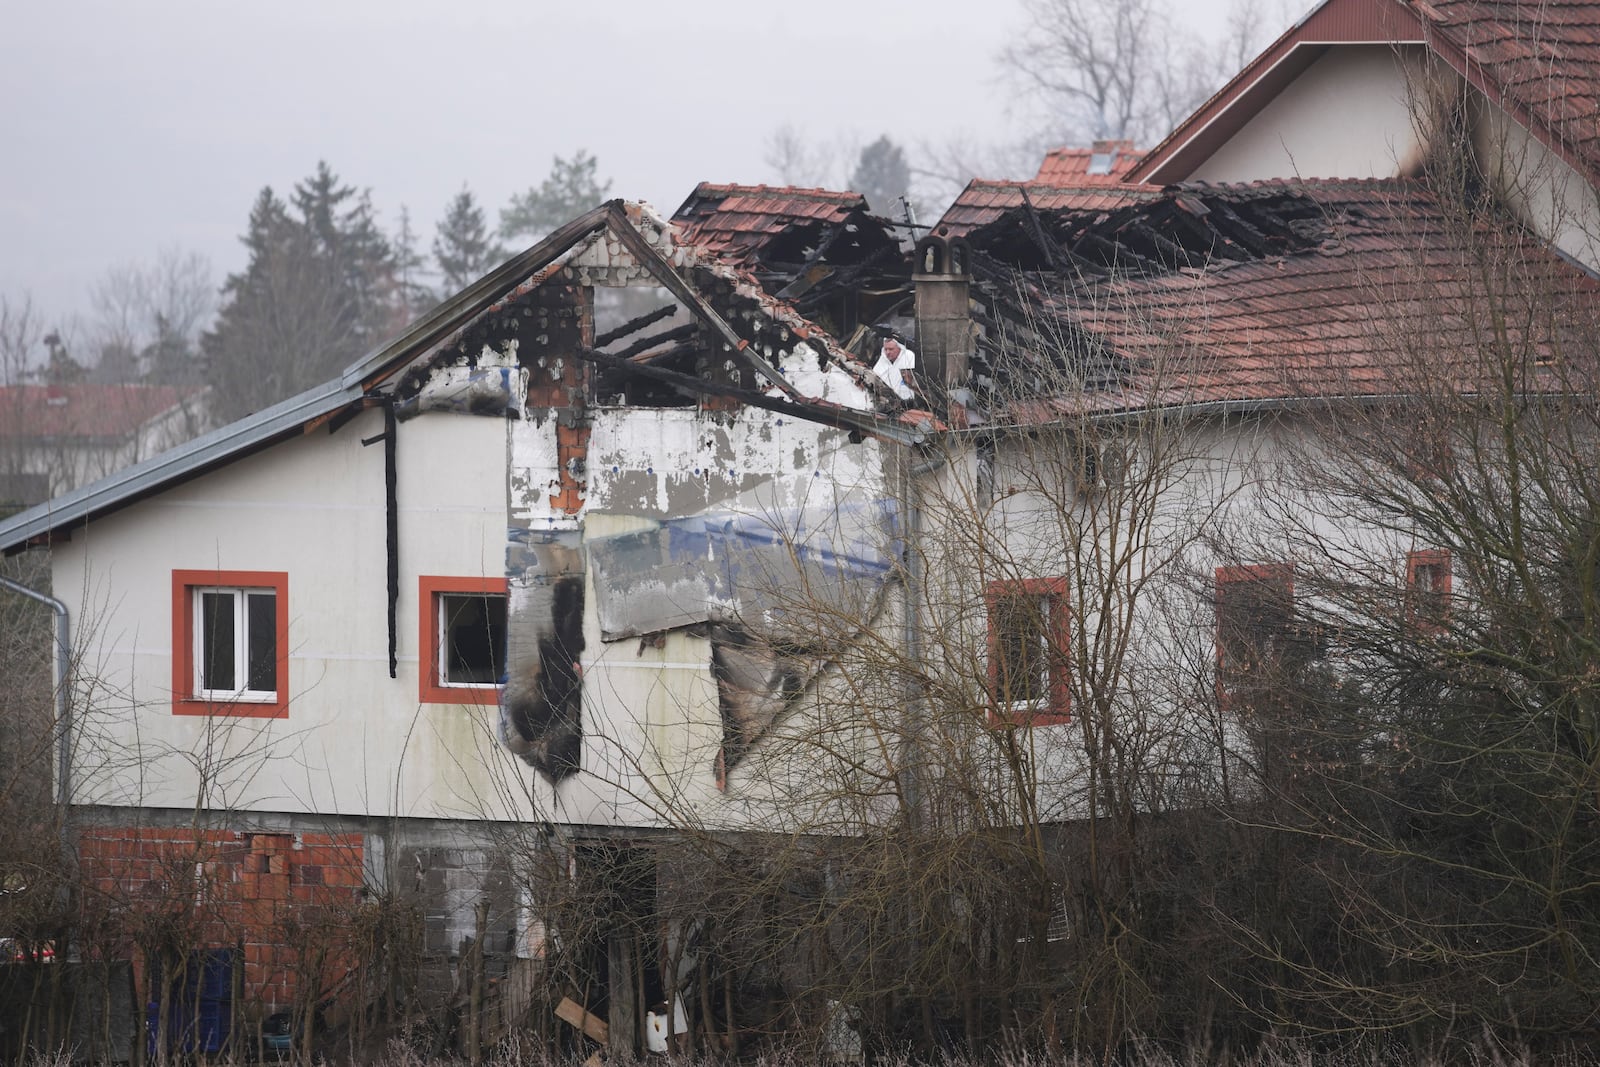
1420,0,1600,182
0,384,200,439
1033,140,1144,184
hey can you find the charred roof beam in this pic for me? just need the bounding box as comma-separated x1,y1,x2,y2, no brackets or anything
594,303,679,348
572,344,926,446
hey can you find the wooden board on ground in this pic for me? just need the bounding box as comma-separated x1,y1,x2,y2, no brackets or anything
555,996,609,1045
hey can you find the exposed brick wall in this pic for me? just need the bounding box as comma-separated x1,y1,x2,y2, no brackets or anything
78,827,364,1009
519,283,593,517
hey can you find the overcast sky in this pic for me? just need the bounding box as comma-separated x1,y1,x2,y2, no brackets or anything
0,0,1273,334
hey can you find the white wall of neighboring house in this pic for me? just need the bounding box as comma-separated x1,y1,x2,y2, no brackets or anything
56,405,526,823
1182,43,1600,272
1476,106,1600,272
1188,45,1429,184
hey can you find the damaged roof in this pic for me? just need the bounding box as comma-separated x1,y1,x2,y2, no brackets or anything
670,181,911,341
964,177,1600,421
936,179,1159,238
0,200,923,554
672,183,874,266
935,141,1153,237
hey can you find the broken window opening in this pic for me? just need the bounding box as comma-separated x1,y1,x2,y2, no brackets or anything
440,593,508,687
987,578,1070,726
589,296,701,408
419,576,509,705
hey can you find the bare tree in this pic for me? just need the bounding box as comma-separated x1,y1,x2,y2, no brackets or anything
1002,0,1281,146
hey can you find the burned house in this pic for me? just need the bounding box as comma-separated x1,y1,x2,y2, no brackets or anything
3,0,1600,1054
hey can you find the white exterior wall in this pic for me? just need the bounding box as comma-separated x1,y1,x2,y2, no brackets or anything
908,413,1396,822
1189,45,1428,183
1476,107,1600,272
56,407,526,822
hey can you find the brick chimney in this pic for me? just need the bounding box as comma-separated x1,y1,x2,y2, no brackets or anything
912,234,974,409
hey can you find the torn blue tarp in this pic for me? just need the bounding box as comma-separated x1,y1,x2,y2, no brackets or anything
587,499,901,641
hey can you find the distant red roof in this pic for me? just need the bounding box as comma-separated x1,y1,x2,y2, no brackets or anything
0,384,200,440
935,179,1158,238
671,183,874,266
1033,140,1143,184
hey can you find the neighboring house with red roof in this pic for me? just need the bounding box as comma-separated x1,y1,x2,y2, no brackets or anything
0,382,206,509
1033,139,1144,184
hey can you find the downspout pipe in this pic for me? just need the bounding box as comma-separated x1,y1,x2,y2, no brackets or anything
900,449,948,827
0,574,72,828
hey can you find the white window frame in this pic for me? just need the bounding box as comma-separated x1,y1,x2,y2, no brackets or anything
193,585,278,702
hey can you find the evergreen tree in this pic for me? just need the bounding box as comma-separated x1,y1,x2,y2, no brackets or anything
433,186,508,295
850,135,914,218
391,205,433,323
203,165,397,421
500,150,612,242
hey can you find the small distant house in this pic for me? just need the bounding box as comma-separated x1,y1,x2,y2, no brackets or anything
0,382,206,509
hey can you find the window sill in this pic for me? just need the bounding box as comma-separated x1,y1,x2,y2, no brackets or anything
173,696,288,719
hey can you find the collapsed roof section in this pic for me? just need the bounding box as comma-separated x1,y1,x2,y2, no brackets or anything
960,177,1600,423
387,199,925,437
670,183,912,346
936,180,1159,239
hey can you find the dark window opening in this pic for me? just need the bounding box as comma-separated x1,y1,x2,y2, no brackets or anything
1215,565,1297,706
440,593,508,687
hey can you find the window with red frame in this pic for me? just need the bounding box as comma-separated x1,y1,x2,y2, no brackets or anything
987,578,1070,725
1406,549,1452,626
1215,564,1296,708
171,569,289,718
419,576,508,704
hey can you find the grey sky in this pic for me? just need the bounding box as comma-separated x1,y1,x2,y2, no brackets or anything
0,0,1269,332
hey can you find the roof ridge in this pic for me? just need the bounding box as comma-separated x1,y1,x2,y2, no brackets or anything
692,181,866,203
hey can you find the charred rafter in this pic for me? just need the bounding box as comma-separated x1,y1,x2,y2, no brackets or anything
604,322,699,362
593,303,678,348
